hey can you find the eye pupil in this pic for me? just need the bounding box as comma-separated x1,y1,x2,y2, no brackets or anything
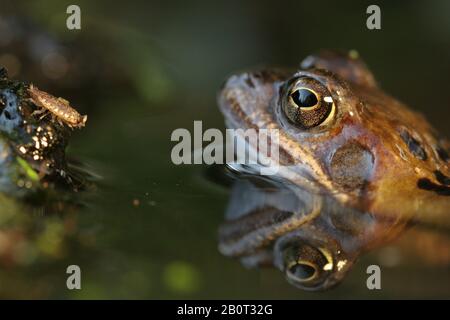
288,263,316,281
291,89,318,108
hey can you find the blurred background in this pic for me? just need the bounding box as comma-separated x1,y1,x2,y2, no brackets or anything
0,0,449,298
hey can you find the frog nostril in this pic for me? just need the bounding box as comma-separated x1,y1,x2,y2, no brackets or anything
399,129,427,161
244,75,255,88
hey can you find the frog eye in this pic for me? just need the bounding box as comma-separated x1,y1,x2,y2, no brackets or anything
282,77,335,129
282,243,333,290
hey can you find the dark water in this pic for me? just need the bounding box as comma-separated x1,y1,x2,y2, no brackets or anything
0,0,449,298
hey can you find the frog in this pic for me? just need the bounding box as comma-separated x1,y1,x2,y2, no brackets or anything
216,50,450,291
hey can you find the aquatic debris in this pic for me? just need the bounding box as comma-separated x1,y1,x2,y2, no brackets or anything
0,67,90,199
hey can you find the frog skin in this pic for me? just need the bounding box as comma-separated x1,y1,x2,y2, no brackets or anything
216,50,450,290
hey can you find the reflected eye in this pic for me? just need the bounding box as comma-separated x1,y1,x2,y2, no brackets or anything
282,77,335,129
283,243,333,290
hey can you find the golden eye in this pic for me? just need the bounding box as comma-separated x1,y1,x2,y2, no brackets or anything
282,77,335,129
282,243,333,289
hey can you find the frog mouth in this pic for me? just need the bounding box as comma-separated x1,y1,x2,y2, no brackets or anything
220,122,332,194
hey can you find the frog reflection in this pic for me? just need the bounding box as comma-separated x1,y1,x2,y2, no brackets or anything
216,50,450,290
218,173,405,291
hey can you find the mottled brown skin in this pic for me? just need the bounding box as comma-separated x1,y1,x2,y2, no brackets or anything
217,50,450,290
